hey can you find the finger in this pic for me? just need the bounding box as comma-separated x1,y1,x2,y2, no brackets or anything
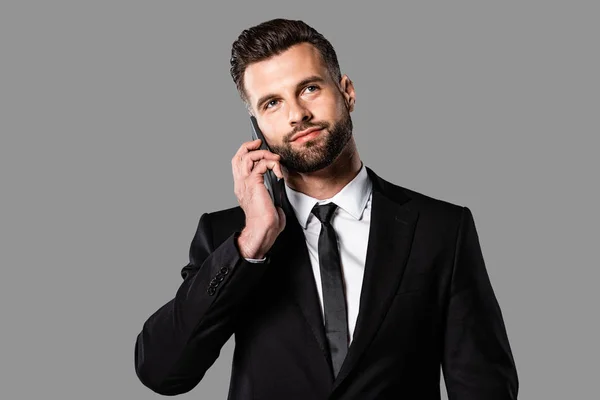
243,149,280,163
232,140,262,172
272,161,284,180
255,156,283,180
253,158,283,180
251,158,281,178
233,141,276,165
276,207,286,233
232,140,263,178
239,150,280,176
234,139,262,158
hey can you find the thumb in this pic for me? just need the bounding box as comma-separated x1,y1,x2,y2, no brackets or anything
276,207,286,234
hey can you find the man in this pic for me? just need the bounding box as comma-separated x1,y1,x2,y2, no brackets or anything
134,18,518,399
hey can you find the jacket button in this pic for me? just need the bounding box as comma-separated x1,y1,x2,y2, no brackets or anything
220,267,229,275
216,275,225,282
207,287,216,296
209,280,219,288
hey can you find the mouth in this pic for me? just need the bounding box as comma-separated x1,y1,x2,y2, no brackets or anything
291,127,323,143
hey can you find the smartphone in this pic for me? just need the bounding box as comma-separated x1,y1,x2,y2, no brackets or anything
250,116,282,207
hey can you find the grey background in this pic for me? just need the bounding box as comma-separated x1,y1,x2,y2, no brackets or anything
1,1,598,399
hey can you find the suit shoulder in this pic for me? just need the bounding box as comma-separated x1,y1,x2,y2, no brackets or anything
384,181,469,243
403,186,464,215
195,205,245,241
205,204,245,221
374,171,466,223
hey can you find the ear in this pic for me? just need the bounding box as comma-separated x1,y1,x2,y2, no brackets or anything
338,74,356,112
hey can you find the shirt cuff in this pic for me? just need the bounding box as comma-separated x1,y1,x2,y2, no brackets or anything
233,231,268,263
244,256,267,263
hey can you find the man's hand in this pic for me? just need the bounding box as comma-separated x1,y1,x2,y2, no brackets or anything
232,139,286,259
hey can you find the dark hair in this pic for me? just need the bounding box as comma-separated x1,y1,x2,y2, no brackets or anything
230,18,342,106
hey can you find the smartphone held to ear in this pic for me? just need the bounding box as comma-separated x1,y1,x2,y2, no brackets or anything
250,116,282,208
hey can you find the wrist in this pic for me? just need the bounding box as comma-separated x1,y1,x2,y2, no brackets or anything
237,227,270,259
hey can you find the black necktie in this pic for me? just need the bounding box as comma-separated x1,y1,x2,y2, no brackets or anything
311,202,349,378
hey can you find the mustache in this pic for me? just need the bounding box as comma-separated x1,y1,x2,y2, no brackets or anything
285,122,329,142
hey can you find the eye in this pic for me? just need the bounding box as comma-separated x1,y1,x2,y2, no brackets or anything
265,99,279,109
305,85,319,93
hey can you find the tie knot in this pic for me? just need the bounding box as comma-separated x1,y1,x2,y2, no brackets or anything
311,202,338,224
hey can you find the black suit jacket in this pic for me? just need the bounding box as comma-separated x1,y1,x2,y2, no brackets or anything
134,166,518,399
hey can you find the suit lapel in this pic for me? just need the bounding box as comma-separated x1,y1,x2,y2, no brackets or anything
269,179,334,379
269,167,419,390
332,167,419,392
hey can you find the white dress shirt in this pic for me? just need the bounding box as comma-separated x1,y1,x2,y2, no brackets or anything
244,163,373,344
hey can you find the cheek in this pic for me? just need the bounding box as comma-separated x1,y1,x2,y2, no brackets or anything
261,118,291,146
311,95,343,121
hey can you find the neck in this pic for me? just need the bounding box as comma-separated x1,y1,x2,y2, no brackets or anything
283,137,362,200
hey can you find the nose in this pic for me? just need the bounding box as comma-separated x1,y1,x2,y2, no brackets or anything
288,99,312,127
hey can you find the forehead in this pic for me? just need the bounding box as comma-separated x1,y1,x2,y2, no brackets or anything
244,43,331,104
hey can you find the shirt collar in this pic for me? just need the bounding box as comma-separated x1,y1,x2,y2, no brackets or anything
284,162,373,229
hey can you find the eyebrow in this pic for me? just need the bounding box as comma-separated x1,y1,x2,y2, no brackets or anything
255,75,327,110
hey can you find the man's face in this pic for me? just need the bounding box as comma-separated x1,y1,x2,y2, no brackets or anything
243,43,355,173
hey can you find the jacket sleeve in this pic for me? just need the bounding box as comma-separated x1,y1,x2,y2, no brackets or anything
134,212,270,395
442,207,519,399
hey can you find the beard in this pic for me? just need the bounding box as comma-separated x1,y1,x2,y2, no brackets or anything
268,108,353,173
